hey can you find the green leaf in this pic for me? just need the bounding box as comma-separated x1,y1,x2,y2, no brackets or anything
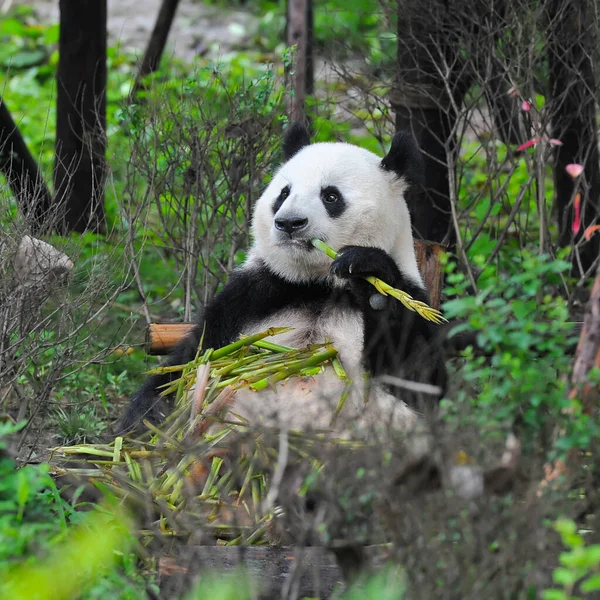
16,471,31,520
541,590,567,600
580,545,600,568
581,573,600,593
555,519,578,539
9,49,46,68
0,18,26,36
42,24,59,45
552,567,577,587
511,299,537,320
447,322,473,338
474,198,490,221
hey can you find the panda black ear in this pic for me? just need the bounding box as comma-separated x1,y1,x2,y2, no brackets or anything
282,121,311,161
380,130,424,187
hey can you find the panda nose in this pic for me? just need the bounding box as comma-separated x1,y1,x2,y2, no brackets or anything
274,216,308,235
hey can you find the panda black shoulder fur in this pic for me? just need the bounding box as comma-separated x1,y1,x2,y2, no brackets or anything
120,123,447,437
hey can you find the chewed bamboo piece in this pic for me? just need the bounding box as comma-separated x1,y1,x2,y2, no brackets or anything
311,238,447,324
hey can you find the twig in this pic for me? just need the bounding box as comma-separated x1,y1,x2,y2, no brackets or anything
446,144,479,294
483,173,534,268
377,375,442,396
263,431,289,512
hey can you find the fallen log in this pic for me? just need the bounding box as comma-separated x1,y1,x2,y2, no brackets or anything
146,322,195,355
155,432,522,597
158,546,352,598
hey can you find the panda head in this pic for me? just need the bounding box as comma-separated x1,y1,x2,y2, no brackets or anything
248,122,425,286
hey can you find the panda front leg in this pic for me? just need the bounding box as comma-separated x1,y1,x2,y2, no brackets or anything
117,325,205,433
118,264,316,433
331,245,446,409
118,271,254,433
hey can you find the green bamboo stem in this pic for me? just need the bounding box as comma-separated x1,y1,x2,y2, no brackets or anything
249,346,338,391
211,327,293,359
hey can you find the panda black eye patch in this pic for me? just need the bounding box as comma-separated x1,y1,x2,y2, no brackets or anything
320,186,346,218
272,185,291,214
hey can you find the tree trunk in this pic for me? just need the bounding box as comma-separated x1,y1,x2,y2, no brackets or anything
286,0,313,125
130,0,181,99
305,0,314,96
547,0,600,276
394,105,460,247
394,2,524,249
479,53,524,148
393,3,469,249
54,0,107,234
0,99,51,234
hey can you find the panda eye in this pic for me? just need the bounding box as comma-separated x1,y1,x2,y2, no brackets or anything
321,186,342,205
272,185,291,214
320,186,346,217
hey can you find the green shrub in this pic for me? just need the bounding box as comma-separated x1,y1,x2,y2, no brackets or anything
543,519,600,599
441,249,596,456
0,421,67,569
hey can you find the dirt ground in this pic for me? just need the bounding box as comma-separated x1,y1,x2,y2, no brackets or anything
17,0,260,60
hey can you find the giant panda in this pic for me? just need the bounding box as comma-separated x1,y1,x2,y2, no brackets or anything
120,122,447,439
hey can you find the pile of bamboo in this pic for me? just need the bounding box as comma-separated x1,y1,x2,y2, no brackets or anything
50,328,348,544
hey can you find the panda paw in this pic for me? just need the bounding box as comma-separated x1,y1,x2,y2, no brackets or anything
331,246,399,283
117,390,167,435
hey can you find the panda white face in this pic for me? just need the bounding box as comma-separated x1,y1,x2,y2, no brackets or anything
248,136,423,286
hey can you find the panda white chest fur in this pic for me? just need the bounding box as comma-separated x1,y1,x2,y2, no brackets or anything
122,122,447,438
233,304,377,435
